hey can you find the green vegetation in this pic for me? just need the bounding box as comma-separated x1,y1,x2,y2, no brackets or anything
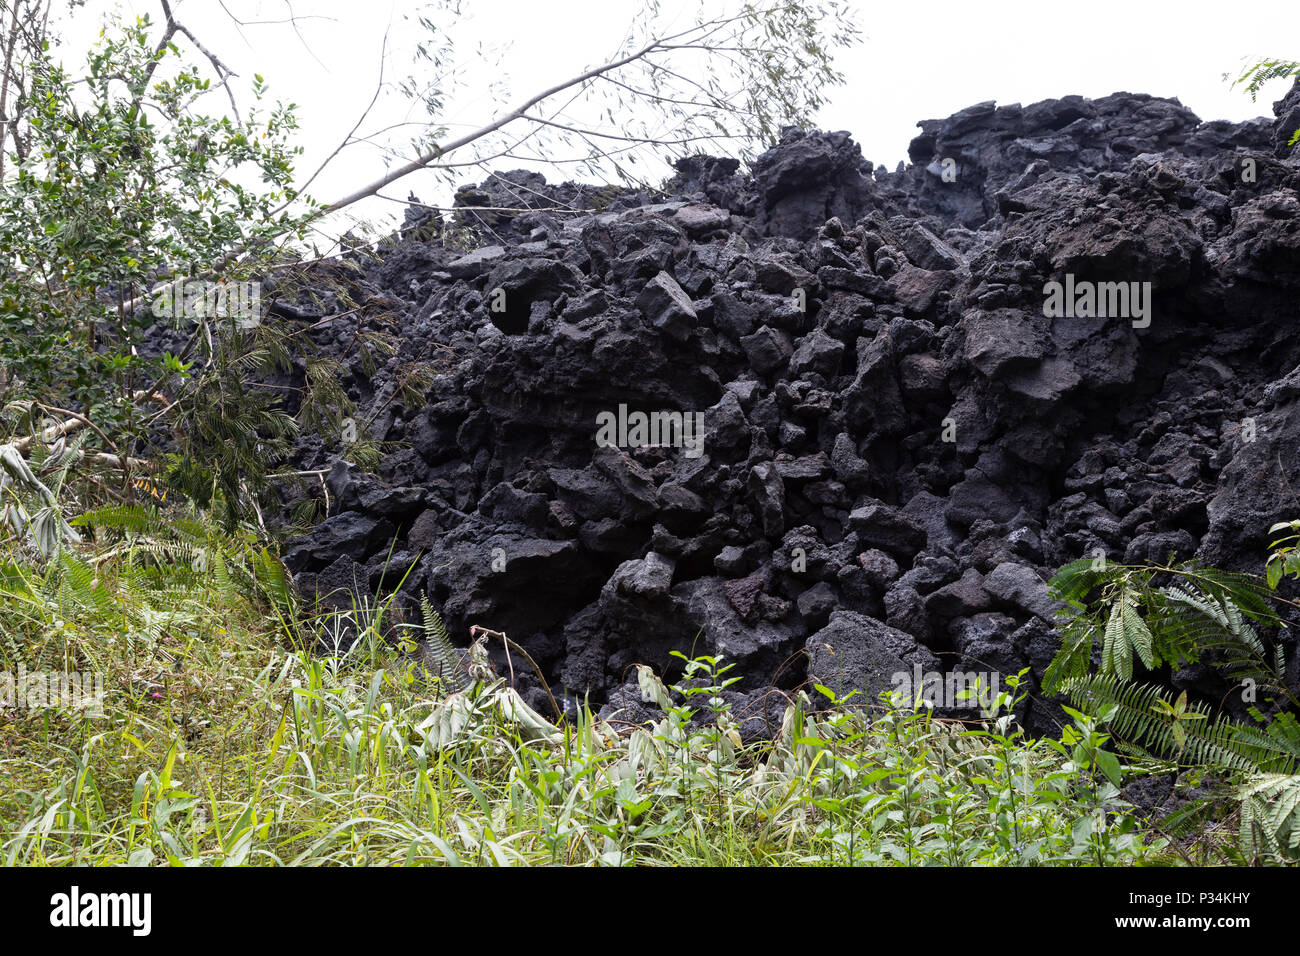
0,12,312,520
1230,56,1300,145
2,6,1298,868
1,506,1171,865
1041,532,1300,864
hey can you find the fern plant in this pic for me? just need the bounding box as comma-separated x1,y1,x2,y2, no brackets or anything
414,594,469,696
1044,549,1300,862
69,500,295,622
1044,558,1292,707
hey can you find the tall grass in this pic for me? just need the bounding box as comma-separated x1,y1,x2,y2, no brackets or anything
0,510,1182,866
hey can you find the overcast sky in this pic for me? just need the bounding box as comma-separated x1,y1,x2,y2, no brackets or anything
58,0,1300,243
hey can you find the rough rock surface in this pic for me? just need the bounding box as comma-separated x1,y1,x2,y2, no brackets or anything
267,85,1300,736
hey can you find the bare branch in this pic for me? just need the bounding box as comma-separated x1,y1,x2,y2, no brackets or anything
373,194,594,215
285,25,391,206
316,34,674,218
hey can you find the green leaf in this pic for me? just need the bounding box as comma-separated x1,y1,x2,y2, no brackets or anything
1095,750,1123,787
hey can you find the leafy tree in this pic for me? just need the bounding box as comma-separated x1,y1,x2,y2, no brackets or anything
0,8,356,527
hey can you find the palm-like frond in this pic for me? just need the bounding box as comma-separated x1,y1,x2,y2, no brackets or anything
1062,673,1273,773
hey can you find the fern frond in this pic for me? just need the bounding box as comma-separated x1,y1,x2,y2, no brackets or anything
1160,794,1227,841
255,547,294,618
1239,773,1300,859
1100,589,1153,680
1155,584,1289,700
72,503,164,535
1063,673,1276,773
1042,618,1096,696
1048,558,1111,609
420,594,467,695
1172,565,1280,624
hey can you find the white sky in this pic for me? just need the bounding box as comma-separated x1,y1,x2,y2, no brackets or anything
56,0,1300,243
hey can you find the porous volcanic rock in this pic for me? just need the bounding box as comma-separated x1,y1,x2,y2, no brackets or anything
272,84,1300,735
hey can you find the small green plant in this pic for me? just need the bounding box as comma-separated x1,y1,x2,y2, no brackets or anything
1266,520,1300,589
